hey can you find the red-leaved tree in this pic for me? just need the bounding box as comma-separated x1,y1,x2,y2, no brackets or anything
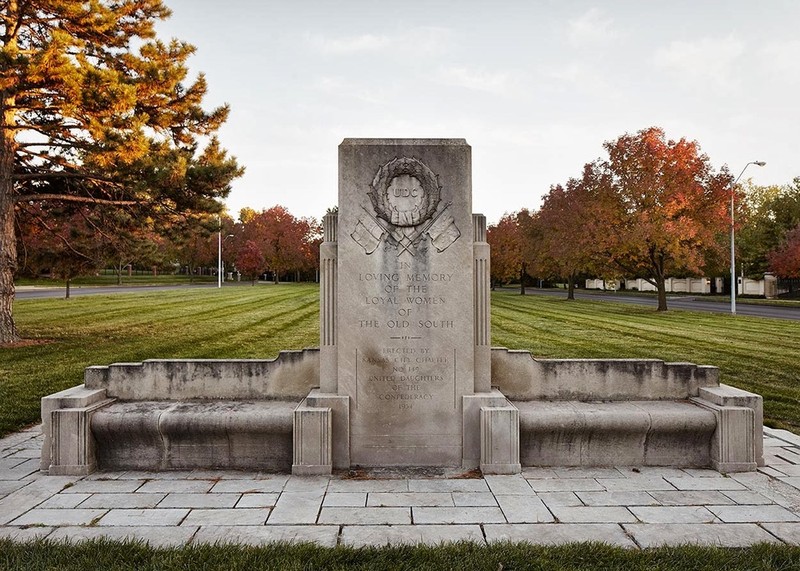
768,225,800,278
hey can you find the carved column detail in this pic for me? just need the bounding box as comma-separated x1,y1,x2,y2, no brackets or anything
473,214,491,393
320,212,338,393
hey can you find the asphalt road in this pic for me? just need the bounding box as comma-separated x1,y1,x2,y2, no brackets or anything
15,283,219,300
511,288,800,321
16,283,800,321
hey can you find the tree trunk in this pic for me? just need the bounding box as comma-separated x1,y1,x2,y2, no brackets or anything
0,191,18,342
0,67,20,343
656,278,668,311
115,263,123,285
567,273,575,300
519,262,526,295
65,278,71,299
273,270,279,285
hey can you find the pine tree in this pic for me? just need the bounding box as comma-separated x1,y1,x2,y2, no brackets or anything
0,0,242,342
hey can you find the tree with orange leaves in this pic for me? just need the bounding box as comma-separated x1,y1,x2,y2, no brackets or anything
596,127,732,311
487,210,536,294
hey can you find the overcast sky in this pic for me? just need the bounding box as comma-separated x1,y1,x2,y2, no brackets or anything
156,0,799,225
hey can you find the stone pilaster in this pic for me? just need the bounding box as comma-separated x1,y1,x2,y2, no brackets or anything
320,212,338,393
473,214,491,393
480,404,521,475
292,402,332,476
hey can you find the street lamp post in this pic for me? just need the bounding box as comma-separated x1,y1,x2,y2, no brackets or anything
730,161,766,315
217,216,234,289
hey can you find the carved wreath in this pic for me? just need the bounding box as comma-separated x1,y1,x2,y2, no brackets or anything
368,157,441,227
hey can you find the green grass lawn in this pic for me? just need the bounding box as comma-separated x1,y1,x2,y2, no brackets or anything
2,284,799,436
1,538,799,571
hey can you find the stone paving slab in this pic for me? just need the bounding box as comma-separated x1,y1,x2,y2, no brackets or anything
368,492,453,507
648,490,735,506
182,508,271,526
665,477,746,491
11,508,107,527
158,493,241,509
267,491,323,524
628,506,717,524
527,478,605,493
318,506,410,525
407,479,488,493
79,493,166,509
495,494,554,523
327,479,409,493
552,467,625,479
721,490,774,505
762,522,800,545
48,526,198,548
452,492,497,507
576,491,658,507
707,504,800,523
0,526,55,541
322,492,366,507
236,493,280,508
136,480,213,494
597,477,677,492
413,506,505,524
192,525,339,547
341,524,485,547
0,476,76,525
97,508,189,526
624,523,780,547
548,505,637,524
484,475,535,495
65,479,145,494
484,523,636,547
0,481,28,496
210,479,287,494
537,491,583,507
38,493,91,509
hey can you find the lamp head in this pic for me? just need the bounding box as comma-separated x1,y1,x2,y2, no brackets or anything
753,161,766,167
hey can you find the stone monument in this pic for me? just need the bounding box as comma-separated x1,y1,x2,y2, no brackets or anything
310,138,497,469
40,138,764,478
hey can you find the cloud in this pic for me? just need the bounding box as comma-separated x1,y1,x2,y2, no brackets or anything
653,35,745,89
567,8,617,47
305,27,452,56
304,32,391,55
313,76,383,104
437,66,521,95
760,40,800,83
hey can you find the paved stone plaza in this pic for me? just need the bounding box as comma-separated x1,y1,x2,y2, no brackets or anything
3,425,800,548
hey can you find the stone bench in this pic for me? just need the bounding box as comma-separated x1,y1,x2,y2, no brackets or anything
92,400,297,472
492,351,764,473
41,352,320,476
515,400,717,468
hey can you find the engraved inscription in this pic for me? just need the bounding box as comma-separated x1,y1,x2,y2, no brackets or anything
357,346,453,411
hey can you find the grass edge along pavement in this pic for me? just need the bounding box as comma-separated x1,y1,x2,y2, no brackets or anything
2,284,800,437
2,538,800,571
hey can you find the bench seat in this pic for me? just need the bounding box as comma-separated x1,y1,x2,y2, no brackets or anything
91,400,298,472
514,400,717,468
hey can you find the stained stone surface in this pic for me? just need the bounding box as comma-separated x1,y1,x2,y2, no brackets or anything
337,139,474,467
